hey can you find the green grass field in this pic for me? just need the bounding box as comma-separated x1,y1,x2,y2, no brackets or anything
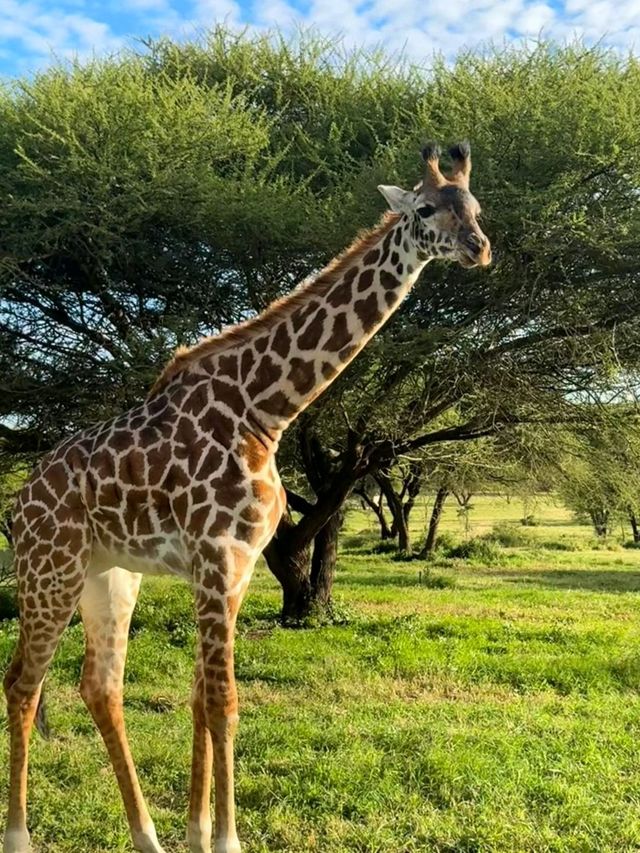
3,495,640,852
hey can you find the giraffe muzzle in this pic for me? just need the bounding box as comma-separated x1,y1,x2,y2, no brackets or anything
462,232,492,267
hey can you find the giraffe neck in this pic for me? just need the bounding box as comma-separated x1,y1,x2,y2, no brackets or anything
232,213,427,434
162,214,428,441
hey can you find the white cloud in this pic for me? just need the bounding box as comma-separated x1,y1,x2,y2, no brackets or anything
191,0,242,25
251,0,303,29
125,0,172,9
1,0,640,75
0,0,123,72
517,4,555,33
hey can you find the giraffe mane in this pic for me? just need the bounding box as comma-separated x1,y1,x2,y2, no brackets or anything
148,211,401,397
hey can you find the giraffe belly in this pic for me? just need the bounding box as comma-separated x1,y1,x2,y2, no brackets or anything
89,536,191,580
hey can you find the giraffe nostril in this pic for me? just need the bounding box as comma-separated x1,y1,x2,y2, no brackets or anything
464,232,483,251
462,231,491,266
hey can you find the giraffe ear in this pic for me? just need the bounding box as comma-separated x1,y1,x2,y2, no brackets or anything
377,185,415,214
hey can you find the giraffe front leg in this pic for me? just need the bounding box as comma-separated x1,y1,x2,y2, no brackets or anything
79,568,166,853
190,550,253,853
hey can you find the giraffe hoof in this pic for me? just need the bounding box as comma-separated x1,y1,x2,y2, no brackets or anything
214,840,241,853
2,829,32,853
132,824,166,853
187,819,212,852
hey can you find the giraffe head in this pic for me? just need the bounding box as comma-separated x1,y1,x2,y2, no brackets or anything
378,141,491,268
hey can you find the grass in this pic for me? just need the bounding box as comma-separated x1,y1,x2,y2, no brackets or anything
3,494,640,850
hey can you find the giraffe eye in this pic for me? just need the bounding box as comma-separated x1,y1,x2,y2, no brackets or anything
417,205,436,218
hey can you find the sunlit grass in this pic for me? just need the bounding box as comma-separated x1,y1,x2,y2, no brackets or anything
3,494,640,851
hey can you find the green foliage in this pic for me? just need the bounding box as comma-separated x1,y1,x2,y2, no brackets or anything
130,579,196,647
446,536,502,564
558,416,640,538
3,32,640,490
0,465,26,548
487,523,535,548
417,569,456,589
307,41,640,452
0,584,17,619
0,30,425,464
432,530,458,554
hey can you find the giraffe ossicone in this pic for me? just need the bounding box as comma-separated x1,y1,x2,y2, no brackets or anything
3,142,490,853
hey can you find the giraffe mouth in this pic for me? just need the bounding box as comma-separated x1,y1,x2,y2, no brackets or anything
458,252,478,269
459,243,492,268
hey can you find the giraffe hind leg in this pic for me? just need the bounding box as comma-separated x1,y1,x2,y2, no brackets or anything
79,566,166,853
3,544,90,853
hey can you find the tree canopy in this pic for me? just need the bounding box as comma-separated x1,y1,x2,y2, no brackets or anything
2,30,640,615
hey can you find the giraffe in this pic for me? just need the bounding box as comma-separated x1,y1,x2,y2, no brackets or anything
3,141,490,853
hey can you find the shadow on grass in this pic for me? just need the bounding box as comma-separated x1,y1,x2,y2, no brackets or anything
338,570,454,590
339,534,387,554
501,568,640,593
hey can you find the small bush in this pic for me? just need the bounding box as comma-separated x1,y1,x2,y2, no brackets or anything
417,570,456,589
539,539,579,552
0,549,15,586
369,540,401,555
447,537,501,564
433,531,458,553
0,586,18,621
486,523,533,548
130,583,196,641
392,549,416,562
521,514,539,526
485,522,536,548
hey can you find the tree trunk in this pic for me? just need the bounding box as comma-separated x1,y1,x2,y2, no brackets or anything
420,487,449,557
376,471,412,555
630,510,640,543
396,514,411,554
355,485,393,540
589,509,609,538
402,463,423,530
378,511,393,540
310,509,344,611
453,490,473,509
264,507,345,622
0,509,13,548
263,513,312,623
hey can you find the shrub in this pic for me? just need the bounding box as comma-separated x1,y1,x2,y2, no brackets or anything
0,586,18,620
538,539,579,552
446,537,501,564
417,570,456,589
486,523,534,548
433,531,458,553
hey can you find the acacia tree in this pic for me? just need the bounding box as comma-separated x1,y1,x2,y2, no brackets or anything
374,461,424,555
261,43,640,617
558,417,640,538
0,31,434,621
0,31,423,467
418,425,562,556
0,56,272,457
354,476,394,541
3,34,640,619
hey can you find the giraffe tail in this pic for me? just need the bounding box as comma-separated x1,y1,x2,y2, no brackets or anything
35,688,51,739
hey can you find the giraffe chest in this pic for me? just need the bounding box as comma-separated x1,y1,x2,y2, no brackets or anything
82,427,283,579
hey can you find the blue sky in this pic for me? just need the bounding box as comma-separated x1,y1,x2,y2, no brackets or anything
0,0,638,78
